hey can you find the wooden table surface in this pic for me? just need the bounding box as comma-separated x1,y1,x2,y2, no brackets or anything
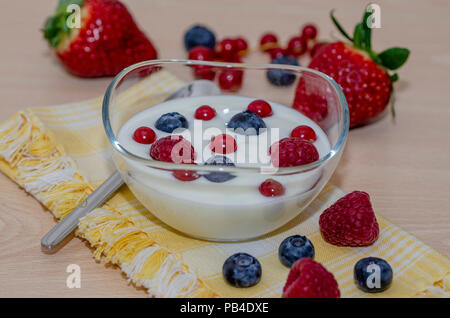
0,0,449,297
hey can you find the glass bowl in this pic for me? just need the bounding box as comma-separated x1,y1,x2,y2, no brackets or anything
102,59,349,241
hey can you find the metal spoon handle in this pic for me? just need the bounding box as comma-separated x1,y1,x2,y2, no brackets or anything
41,171,124,251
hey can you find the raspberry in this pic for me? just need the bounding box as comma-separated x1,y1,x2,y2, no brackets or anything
319,191,379,247
150,135,196,164
210,134,237,154
259,179,285,197
195,105,216,121
282,258,340,298
290,125,317,142
247,99,273,118
269,137,319,167
133,126,156,144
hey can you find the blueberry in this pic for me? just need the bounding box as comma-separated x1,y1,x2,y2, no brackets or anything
204,155,235,183
227,110,266,135
266,56,299,86
155,112,188,133
354,257,393,293
223,253,262,288
184,25,216,51
278,235,315,267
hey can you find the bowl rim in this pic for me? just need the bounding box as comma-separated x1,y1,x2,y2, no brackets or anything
102,59,349,174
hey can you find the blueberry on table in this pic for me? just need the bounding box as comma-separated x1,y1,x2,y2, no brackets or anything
204,155,235,183
155,112,188,133
354,257,393,293
184,25,216,51
266,56,299,86
223,253,262,288
278,235,315,267
227,110,266,135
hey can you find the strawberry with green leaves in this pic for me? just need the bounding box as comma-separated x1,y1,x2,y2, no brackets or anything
293,8,410,128
43,0,158,77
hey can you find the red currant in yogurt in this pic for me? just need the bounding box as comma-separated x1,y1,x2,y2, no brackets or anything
259,179,285,197
210,134,237,154
247,99,273,118
173,169,201,182
290,125,317,142
195,105,216,121
133,126,156,144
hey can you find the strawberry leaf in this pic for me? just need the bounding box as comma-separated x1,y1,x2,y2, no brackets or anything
330,10,353,42
353,23,365,49
361,10,372,51
378,47,410,70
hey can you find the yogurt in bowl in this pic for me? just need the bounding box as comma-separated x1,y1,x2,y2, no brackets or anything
102,60,349,241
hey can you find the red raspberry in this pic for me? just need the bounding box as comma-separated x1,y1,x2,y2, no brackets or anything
301,24,318,40
173,169,200,182
195,105,216,121
218,69,243,91
133,126,156,144
210,134,237,154
259,179,285,197
319,191,379,247
290,125,317,142
259,33,278,51
247,99,273,118
150,135,196,164
269,137,319,167
286,36,307,57
282,258,340,298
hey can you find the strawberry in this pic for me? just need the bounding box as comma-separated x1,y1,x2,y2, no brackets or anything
43,0,158,77
293,7,410,128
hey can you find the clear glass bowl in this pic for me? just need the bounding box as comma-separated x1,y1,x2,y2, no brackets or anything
102,59,349,241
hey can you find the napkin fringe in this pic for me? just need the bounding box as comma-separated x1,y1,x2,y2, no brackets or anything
0,111,217,298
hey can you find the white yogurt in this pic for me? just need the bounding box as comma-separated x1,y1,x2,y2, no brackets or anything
116,95,330,240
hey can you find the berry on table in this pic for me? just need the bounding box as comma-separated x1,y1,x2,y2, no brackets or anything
172,169,201,182
286,36,307,57
269,137,319,167
319,191,379,247
259,32,278,51
235,37,249,56
218,69,243,91
227,110,266,135
133,126,156,144
301,24,318,40
194,105,216,120
266,56,299,87
278,235,315,267
210,134,237,154
184,25,216,51
150,135,196,164
354,257,393,293
216,38,238,60
268,47,286,60
290,125,317,142
155,112,188,133
282,258,340,298
309,42,328,58
247,99,273,118
223,253,262,288
204,155,236,183
259,179,285,197
188,46,215,61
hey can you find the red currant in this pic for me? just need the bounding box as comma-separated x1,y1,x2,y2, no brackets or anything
286,36,307,57
193,65,216,80
259,33,278,51
188,46,215,61
218,69,243,91
290,125,317,142
195,105,216,121
173,169,201,182
216,38,238,60
210,134,237,154
247,99,273,118
133,126,156,144
301,24,318,40
269,47,286,59
235,37,248,56
259,179,285,197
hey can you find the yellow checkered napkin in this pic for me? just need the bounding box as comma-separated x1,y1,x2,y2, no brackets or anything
0,70,448,298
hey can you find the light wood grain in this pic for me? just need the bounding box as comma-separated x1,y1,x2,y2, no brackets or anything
0,0,449,297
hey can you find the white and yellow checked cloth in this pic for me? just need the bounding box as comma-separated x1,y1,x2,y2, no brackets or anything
0,70,448,298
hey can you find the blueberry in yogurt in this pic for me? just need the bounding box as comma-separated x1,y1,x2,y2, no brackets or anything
204,155,235,183
227,110,266,135
155,112,188,133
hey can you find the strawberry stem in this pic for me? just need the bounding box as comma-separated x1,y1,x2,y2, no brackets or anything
330,10,353,42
